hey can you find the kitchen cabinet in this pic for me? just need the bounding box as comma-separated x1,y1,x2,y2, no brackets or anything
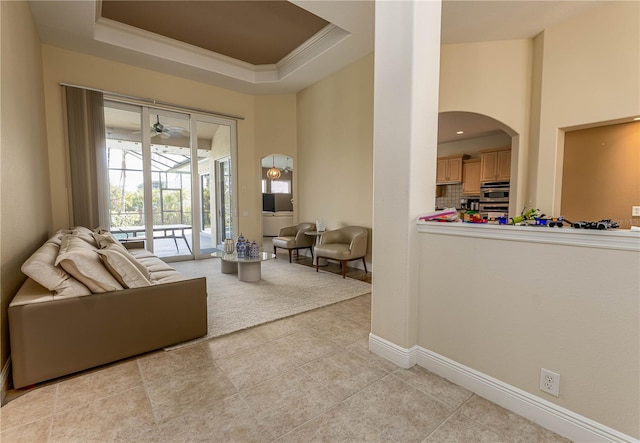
462,159,481,195
436,155,468,184
480,147,511,182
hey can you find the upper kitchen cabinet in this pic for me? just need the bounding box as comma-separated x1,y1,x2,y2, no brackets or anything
462,159,481,195
437,155,468,184
480,147,511,182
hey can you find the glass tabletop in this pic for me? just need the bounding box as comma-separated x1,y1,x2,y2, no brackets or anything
211,250,275,263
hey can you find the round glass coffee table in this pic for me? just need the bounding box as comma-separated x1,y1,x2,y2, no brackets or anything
211,251,275,282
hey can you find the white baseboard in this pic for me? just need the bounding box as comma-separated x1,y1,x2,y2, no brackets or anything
1,357,11,404
368,332,417,368
369,333,638,443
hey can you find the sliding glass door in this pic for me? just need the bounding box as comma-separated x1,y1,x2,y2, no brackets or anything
103,101,236,260
192,116,235,257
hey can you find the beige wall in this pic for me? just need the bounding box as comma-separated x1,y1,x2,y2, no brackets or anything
439,39,532,212
537,1,640,215
562,121,640,229
438,1,640,217
254,95,297,230
296,53,374,265
417,233,640,437
0,2,52,372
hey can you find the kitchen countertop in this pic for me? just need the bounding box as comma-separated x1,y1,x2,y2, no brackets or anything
417,221,639,252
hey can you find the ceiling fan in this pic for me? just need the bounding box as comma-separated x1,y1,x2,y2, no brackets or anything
282,157,292,174
149,115,188,139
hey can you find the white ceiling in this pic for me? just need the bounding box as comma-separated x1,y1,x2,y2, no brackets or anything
28,0,610,140
261,155,293,171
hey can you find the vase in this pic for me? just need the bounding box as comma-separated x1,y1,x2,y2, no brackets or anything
249,241,260,257
236,234,247,258
236,242,245,258
224,238,235,254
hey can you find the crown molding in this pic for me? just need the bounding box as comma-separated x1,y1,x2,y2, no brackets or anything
93,17,350,86
278,24,350,80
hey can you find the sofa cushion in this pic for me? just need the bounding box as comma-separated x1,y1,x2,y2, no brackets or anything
97,246,151,289
21,240,91,297
55,234,123,293
92,229,121,249
132,255,175,272
150,270,188,284
49,229,74,246
128,249,156,259
93,230,151,279
71,226,99,247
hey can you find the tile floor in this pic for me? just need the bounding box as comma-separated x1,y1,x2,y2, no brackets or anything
0,291,571,443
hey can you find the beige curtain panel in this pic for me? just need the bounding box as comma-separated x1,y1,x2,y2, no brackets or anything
63,86,107,229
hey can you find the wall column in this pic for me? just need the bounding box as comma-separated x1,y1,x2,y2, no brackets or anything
371,0,441,355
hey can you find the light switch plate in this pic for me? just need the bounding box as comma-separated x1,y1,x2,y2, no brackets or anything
632,206,640,217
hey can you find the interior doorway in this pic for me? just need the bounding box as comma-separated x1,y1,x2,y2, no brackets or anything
260,154,294,237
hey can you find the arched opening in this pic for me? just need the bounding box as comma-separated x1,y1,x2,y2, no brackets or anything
437,111,520,217
260,154,294,237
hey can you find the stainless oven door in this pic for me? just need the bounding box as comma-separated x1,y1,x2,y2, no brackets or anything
480,203,509,212
480,189,509,202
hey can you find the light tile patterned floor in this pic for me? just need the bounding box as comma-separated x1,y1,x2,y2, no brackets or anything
1,293,571,442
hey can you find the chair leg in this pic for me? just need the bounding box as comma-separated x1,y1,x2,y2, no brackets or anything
273,246,277,257
288,249,292,263
316,257,320,273
341,260,347,278
309,247,314,260
362,257,368,273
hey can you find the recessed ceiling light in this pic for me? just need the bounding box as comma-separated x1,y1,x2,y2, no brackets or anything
456,131,464,135
633,117,640,121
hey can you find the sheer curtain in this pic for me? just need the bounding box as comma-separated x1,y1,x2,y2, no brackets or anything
63,86,108,229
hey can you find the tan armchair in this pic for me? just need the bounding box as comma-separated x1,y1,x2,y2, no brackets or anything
272,223,315,263
314,226,368,278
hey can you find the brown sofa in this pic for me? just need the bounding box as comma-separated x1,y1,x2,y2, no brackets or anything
8,227,207,388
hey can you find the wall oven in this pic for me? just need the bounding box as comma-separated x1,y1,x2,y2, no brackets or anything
480,181,510,215
480,182,510,202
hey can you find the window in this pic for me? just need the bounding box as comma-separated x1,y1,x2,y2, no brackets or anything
271,180,291,194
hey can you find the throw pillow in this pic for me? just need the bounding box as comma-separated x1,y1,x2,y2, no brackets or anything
21,240,92,297
92,229,151,279
97,246,151,289
71,226,99,247
92,229,121,249
55,234,123,293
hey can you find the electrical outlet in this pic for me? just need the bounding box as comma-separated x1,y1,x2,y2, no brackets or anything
540,368,560,397
632,206,640,217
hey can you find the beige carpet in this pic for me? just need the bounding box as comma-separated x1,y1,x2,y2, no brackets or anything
167,257,371,348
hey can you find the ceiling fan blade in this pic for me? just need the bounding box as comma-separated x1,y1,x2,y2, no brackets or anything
165,126,189,136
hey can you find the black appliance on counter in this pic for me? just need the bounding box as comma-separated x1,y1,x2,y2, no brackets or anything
479,181,510,214
460,198,480,211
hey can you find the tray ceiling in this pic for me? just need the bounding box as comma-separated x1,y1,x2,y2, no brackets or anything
101,1,329,66
29,1,609,96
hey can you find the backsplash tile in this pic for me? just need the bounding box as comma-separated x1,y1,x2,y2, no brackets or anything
436,184,462,209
